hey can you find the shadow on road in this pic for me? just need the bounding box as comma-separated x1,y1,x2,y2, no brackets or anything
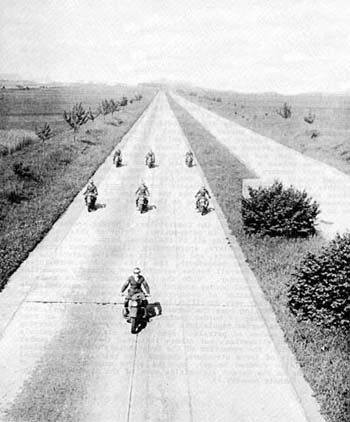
147,204,157,212
93,203,107,211
205,206,215,215
132,302,162,334
196,206,215,216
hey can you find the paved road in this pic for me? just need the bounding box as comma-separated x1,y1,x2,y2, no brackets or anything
0,93,324,421
171,92,350,239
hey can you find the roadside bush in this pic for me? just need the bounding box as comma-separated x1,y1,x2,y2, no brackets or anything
277,102,292,119
5,182,27,203
241,181,319,237
288,233,350,330
13,162,38,181
304,111,316,124
310,130,320,139
120,96,128,107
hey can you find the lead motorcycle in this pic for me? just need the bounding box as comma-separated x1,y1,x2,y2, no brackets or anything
123,292,149,334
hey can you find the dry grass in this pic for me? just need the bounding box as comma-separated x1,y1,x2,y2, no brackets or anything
168,94,350,422
0,129,37,155
177,88,350,176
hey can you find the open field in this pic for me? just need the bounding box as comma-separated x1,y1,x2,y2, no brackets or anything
0,84,151,133
168,94,349,422
176,88,350,176
0,84,156,290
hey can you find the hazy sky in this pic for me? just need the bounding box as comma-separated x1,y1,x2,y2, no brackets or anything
1,0,350,93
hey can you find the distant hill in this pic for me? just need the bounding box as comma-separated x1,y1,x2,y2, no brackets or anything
139,79,195,90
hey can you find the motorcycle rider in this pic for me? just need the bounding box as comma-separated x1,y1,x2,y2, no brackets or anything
113,148,122,164
185,150,194,165
83,179,98,205
135,180,150,207
145,149,155,165
121,267,150,316
195,185,211,210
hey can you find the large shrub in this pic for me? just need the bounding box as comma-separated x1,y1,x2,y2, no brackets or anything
288,233,350,330
241,181,319,237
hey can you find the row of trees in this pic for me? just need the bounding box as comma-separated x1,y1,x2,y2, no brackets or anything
98,96,128,119
98,93,142,119
36,93,143,142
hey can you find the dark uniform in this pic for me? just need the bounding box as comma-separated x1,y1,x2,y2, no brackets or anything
195,187,211,208
145,151,155,164
121,274,150,313
113,149,122,163
135,183,150,206
83,183,98,203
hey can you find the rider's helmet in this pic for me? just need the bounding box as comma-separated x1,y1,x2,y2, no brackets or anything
133,267,141,274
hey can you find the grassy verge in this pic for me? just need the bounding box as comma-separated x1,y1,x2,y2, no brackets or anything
0,92,155,291
168,94,350,422
176,88,350,177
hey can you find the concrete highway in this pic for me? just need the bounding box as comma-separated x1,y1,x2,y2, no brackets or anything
0,93,324,421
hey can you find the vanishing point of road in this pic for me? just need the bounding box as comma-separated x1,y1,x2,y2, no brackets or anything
0,92,325,421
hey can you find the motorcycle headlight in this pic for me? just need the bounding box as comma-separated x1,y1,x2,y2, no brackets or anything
130,300,138,306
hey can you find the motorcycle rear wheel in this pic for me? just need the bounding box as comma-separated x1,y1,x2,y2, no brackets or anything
131,318,137,334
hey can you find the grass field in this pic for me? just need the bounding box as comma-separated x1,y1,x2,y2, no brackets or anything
0,84,156,290
168,94,350,422
0,84,148,133
177,88,350,176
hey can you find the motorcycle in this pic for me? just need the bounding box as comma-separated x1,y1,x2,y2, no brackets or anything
197,196,209,215
124,292,149,334
85,193,97,212
146,155,155,168
185,154,193,167
137,195,148,213
114,156,122,167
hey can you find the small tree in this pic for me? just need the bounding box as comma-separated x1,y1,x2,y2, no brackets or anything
120,96,128,107
100,99,110,119
304,110,316,124
241,180,319,237
63,103,90,140
109,99,120,117
86,108,95,121
288,233,350,330
277,102,292,119
35,123,53,143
